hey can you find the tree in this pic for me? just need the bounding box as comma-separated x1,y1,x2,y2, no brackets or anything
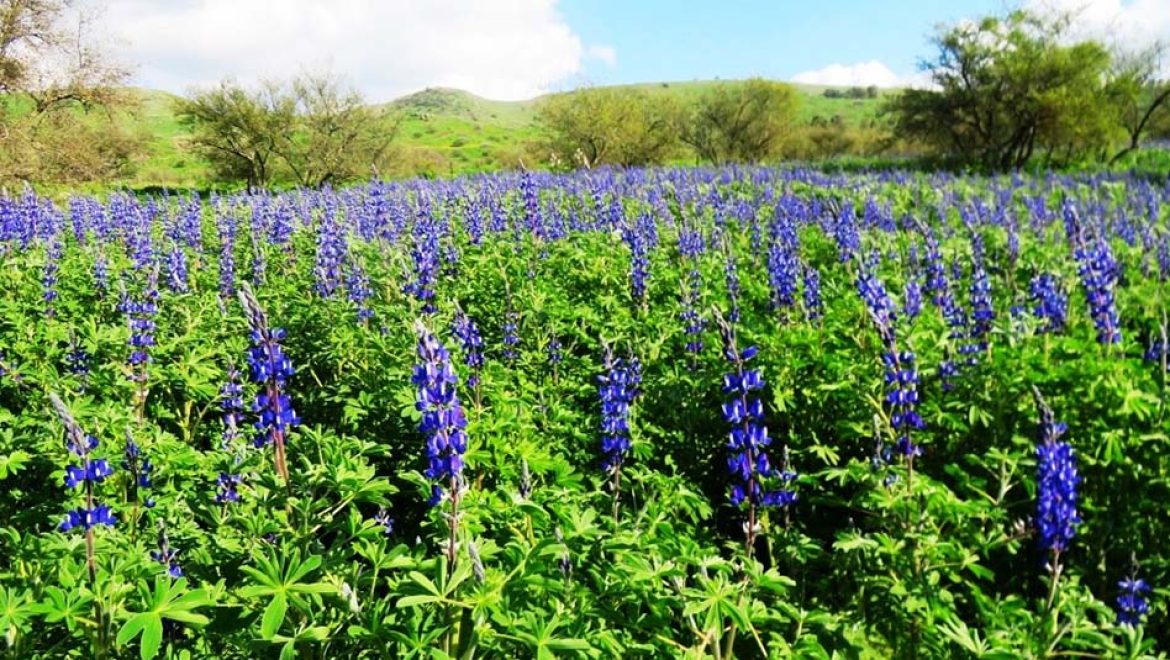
536,86,677,168
275,72,395,188
178,72,395,188
175,80,291,188
0,0,140,184
885,10,1148,169
1107,47,1170,164
679,78,800,163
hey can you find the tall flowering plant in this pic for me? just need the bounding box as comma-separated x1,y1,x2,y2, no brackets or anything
1032,387,1080,611
238,283,299,484
714,309,796,560
598,344,641,519
413,320,469,570
50,394,115,582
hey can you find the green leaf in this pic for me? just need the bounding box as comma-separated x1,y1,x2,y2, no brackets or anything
396,594,442,608
116,613,150,647
140,616,163,660
261,593,288,640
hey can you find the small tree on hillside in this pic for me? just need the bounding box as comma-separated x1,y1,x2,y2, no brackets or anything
178,72,395,188
537,86,678,167
885,9,1165,169
275,72,396,188
679,78,800,163
176,80,291,189
0,0,141,184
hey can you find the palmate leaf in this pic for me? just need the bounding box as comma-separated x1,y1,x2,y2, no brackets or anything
116,578,213,660
238,547,332,640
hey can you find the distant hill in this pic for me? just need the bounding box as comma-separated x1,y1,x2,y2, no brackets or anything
117,79,887,186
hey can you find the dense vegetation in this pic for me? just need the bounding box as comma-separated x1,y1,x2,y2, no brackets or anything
1,165,1168,658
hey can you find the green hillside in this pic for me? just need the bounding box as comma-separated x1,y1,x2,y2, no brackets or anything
118,80,885,187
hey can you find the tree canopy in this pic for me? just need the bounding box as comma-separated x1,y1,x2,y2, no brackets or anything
177,72,396,189
679,78,800,163
886,10,1169,170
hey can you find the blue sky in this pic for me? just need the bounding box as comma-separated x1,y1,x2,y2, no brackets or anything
104,0,1169,101
558,0,1005,88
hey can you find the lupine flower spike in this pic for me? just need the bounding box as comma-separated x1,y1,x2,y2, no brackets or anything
238,282,299,485
413,319,469,571
714,308,796,561
1032,387,1080,611
1116,556,1151,627
598,343,641,520
50,393,115,582
151,520,183,579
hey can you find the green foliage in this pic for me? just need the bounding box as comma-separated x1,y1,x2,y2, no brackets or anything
176,72,395,189
678,78,801,163
536,86,679,168
0,167,1166,657
885,9,1167,170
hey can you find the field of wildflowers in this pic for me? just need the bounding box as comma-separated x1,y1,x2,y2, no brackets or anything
0,166,1167,657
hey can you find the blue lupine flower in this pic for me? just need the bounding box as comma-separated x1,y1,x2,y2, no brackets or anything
374,507,395,536
452,306,484,390
546,334,563,367
1029,274,1068,334
503,305,520,364
167,244,189,293
1145,333,1168,370
767,242,798,313
122,436,155,508
63,460,114,488
803,264,823,323
346,256,375,323
59,505,117,532
679,224,706,366
217,208,238,300
50,394,116,535
93,252,110,299
1034,390,1080,555
716,311,796,516
623,216,651,305
722,239,741,323
404,203,440,314
214,472,242,504
963,264,994,362
219,365,246,450
42,238,62,318
125,271,160,390
859,269,924,458
1074,238,1122,345
903,277,922,322
1116,574,1151,627
314,205,347,299
923,234,948,307
239,283,299,482
65,335,90,390
413,321,468,503
883,350,925,457
857,270,897,343
150,524,183,579
598,347,641,474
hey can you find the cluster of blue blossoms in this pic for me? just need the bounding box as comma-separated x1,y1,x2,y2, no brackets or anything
1033,390,1080,555
452,307,484,390
50,394,116,532
598,348,642,474
413,323,469,505
716,314,797,511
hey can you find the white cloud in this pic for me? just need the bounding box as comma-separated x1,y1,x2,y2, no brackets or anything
101,0,609,101
587,44,617,67
791,60,908,88
1026,0,1170,55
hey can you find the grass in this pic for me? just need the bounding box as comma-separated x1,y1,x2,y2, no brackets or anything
17,79,884,187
